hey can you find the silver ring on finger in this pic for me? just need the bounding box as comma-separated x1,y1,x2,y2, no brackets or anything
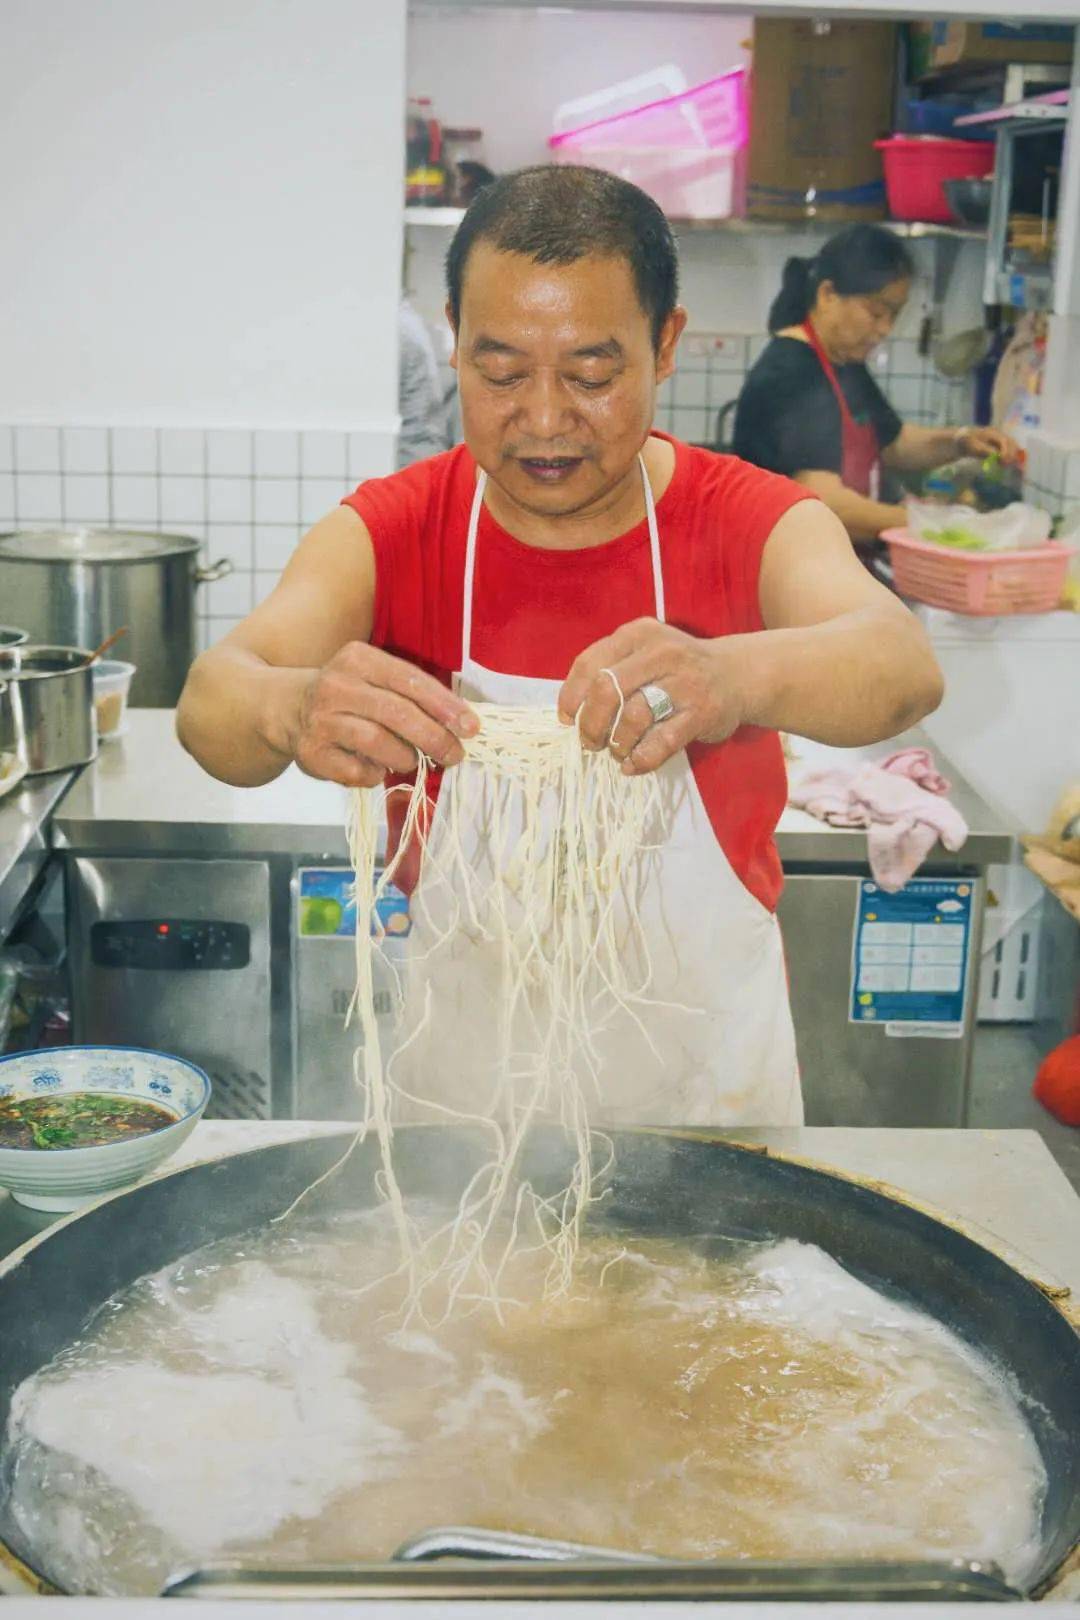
639,682,675,724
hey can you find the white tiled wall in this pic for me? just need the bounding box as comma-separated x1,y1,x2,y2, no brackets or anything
651,332,972,447
1023,429,1080,522
0,353,972,654
434,330,973,452
0,426,388,651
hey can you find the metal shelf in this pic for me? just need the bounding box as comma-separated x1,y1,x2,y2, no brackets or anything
960,91,1069,310
955,88,1069,130
404,206,467,226
406,205,983,242
914,61,1069,104
672,217,984,240
996,267,1054,310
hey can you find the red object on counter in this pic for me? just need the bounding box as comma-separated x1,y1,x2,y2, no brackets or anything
1034,1036,1080,1128
874,136,994,223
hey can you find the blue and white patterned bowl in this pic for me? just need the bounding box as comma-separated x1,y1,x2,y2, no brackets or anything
0,1047,211,1212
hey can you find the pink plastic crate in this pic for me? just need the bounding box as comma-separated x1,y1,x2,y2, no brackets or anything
881,529,1075,616
548,68,747,154
550,143,745,219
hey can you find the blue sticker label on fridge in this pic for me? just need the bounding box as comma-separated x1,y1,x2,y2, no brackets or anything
849,878,972,1033
297,867,411,940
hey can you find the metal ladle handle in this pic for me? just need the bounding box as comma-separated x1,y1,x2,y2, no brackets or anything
392,1526,658,1564
194,558,235,586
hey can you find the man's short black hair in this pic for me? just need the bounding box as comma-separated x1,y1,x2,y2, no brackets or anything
445,165,680,350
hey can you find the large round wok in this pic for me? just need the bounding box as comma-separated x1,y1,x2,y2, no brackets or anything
1,1127,1078,1597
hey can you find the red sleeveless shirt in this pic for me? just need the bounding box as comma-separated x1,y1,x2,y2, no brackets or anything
343,433,812,912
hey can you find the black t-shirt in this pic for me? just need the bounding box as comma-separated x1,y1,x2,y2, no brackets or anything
733,336,902,479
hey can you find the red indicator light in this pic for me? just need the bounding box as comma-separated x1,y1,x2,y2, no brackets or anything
157,923,170,935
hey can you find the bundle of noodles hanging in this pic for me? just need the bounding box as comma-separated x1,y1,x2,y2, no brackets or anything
335,693,679,1325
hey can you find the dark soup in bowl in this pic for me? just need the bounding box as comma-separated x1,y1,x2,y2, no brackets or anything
0,1094,177,1150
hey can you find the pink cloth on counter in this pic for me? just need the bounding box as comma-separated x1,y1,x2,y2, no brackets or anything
788,751,968,894
878,747,951,796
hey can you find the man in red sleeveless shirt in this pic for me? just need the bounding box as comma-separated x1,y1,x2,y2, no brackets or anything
178,166,942,1124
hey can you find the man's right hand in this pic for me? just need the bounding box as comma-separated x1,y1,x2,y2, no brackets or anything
292,642,479,788
177,507,478,791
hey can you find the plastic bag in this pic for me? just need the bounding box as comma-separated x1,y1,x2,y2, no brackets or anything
905,499,1052,553
1054,507,1080,611
991,311,1046,446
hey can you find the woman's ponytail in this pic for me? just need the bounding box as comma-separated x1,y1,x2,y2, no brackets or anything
767,255,816,333
767,225,916,335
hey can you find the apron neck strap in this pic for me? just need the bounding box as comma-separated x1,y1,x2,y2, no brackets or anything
462,470,486,668
639,450,665,623
461,452,666,666
801,320,856,433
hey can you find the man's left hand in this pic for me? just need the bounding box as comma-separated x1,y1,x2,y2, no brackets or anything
558,618,747,775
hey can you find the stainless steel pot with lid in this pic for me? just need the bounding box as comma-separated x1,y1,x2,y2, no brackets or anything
0,644,97,775
0,529,233,708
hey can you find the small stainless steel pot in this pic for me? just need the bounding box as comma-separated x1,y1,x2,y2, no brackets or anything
0,627,28,649
0,645,97,775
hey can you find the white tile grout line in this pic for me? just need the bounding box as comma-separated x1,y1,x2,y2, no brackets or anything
57,422,67,527
5,427,14,527
248,429,257,618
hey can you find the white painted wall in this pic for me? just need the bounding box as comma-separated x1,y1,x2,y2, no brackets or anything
0,0,406,432
1043,48,1080,439
917,609,1080,832
446,0,1077,20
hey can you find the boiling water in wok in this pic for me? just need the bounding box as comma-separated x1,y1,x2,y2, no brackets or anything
2,1202,1046,1596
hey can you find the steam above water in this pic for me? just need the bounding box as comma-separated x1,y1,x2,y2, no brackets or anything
2,1209,1047,1596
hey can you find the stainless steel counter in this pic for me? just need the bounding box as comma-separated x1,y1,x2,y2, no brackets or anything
54,711,351,859
49,710,1017,1128
0,767,77,940
54,709,1014,868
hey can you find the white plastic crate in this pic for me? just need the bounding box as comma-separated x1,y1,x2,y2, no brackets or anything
977,863,1045,1024
552,65,689,137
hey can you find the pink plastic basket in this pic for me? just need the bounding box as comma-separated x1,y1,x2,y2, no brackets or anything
881,529,1075,616
873,136,994,224
549,68,748,154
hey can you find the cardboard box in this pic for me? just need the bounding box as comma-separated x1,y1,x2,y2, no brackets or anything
913,21,1074,72
748,20,896,223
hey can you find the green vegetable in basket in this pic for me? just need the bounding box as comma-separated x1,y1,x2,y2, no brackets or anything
922,526,989,552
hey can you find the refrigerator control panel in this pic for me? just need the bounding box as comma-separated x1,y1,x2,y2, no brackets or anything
89,919,251,972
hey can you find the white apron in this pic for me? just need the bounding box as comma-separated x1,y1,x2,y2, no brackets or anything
389,454,802,1128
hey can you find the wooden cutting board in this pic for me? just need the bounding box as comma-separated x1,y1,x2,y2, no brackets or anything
1023,835,1080,925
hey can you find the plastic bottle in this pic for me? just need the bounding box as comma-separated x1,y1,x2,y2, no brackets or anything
923,469,955,505
405,97,445,206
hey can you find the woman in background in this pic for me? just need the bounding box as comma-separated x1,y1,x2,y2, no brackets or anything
734,224,1016,559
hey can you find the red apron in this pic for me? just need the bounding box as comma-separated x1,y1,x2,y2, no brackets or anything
801,320,881,499
802,320,894,584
